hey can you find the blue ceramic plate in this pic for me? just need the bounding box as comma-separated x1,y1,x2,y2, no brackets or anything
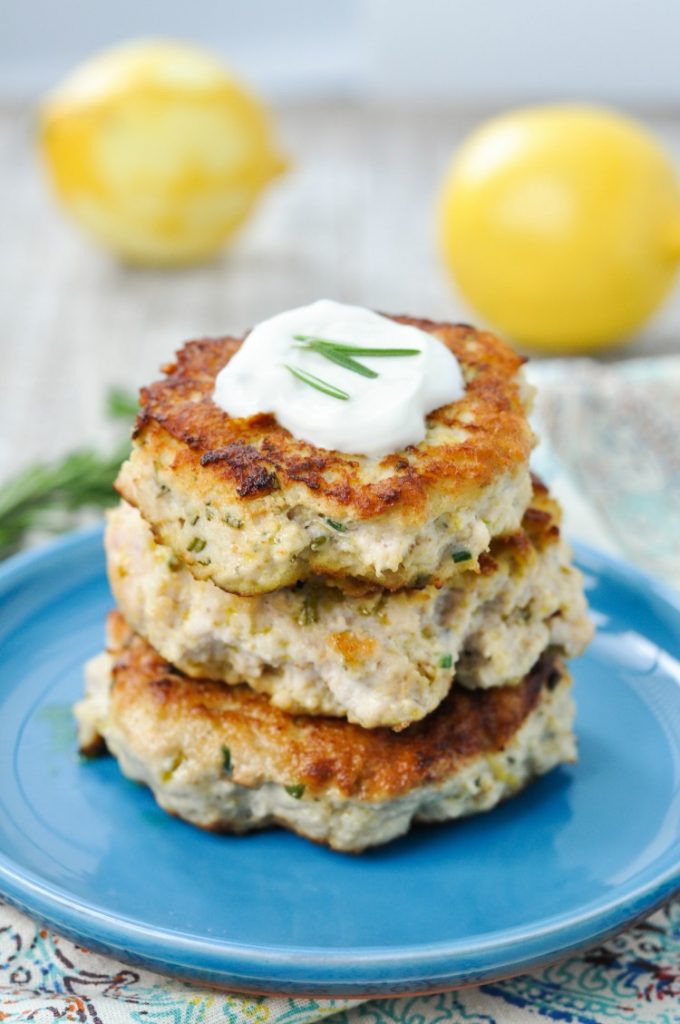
0,528,679,997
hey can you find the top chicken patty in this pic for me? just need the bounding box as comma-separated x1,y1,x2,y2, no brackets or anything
116,317,534,596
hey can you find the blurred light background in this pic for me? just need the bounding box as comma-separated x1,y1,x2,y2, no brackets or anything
4,0,680,105
2,0,680,485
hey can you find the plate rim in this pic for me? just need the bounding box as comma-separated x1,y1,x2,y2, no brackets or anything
1,528,679,991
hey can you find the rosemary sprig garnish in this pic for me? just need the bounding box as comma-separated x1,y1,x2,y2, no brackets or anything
284,364,349,401
0,388,137,561
293,334,420,380
285,335,421,399
294,335,421,357
300,343,377,379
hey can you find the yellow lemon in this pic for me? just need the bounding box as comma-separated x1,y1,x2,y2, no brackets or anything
438,105,680,352
40,40,287,265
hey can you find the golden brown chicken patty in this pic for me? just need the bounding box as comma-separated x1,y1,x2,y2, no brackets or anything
116,318,534,596
76,613,575,852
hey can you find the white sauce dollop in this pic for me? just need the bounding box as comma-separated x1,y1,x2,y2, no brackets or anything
213,300,464,457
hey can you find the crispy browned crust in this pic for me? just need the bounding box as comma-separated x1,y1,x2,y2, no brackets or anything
129,317,532,519
477,472,561,576
105,612,561,802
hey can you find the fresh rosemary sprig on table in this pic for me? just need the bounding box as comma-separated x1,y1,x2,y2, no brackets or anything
0,389,137,561
105,387,140,421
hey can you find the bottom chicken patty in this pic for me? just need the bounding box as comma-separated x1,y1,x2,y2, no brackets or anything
76,612,576,852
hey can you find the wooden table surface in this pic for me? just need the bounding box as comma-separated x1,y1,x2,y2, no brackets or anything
2,101,680,480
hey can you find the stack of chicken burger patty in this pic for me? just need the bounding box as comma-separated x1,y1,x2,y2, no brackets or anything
77,317,593,852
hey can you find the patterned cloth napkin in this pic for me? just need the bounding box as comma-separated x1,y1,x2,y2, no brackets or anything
528,356,680,589
2,356,679,1023
1,898,678,1023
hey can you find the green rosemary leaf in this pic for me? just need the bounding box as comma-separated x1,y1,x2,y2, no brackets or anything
337,347,420,356
0,442,130,561
293,339,378,378
0,388,137,562
293,335,420,357
106,387,139,420
284,364,350,401
285,783,305,799
312,344,378,378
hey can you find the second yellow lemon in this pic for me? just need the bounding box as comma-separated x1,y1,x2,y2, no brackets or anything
41,41,287,265
438,105,680,352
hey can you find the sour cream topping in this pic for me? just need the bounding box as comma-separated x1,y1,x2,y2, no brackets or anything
213,300,464,457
